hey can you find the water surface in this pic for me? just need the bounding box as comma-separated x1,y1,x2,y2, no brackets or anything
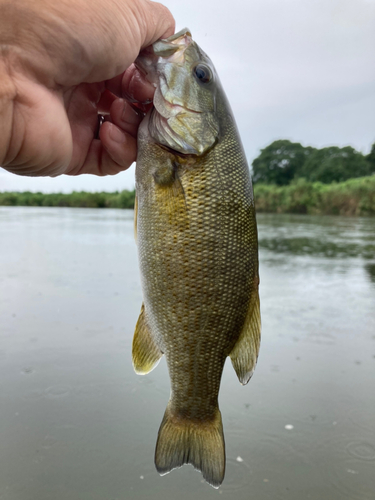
0,208,374,500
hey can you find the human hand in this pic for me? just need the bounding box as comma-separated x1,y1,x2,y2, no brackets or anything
0,0,174,177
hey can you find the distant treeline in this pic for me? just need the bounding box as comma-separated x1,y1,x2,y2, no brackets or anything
0,190,135,209
1,176,375,216
252,140,375,185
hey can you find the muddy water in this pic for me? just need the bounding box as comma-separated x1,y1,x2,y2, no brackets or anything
0,208,374,500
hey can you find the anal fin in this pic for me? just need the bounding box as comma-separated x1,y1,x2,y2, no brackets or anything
132,303,163,374
229,289,261,385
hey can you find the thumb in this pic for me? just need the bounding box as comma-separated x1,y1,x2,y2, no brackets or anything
138,0,176,48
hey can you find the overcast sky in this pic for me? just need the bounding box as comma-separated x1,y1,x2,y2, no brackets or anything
1,0,374,193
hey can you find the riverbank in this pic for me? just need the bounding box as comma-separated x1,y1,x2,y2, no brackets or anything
1,175,374,215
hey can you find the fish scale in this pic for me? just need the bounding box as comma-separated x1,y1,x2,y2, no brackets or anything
132,28,260,488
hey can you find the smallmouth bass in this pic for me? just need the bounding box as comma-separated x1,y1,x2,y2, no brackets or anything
132,28,261,488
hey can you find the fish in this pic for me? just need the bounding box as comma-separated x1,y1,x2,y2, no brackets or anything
132,28,261,488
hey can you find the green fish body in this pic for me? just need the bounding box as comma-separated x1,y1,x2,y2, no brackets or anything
133,29,260,488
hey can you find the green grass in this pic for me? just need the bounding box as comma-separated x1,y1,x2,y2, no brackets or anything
1,176,375,215
253,176,375,216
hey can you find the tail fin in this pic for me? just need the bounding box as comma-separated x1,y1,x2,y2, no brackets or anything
154,402,225,488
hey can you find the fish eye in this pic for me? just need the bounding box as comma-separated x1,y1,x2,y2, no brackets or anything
193,63,212,84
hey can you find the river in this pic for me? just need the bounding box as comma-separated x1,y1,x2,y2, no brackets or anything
0,207,374,500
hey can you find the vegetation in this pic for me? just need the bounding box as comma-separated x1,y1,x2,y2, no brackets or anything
252,140,315,185
0,190,135,209
1,177,374,216
366,142,375,173
298,146,370,184
254,176,375,216
252,140,374,185
249,139,375,215
1,139,374,216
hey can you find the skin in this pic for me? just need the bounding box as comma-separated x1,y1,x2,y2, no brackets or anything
0,0,175,177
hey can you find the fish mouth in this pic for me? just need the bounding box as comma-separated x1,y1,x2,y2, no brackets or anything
135,28,199,144
134,47,155,81
134,28,193,86
152,28,192,57
161,28,192,43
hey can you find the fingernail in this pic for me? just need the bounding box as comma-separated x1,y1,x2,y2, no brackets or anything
109,124,126,144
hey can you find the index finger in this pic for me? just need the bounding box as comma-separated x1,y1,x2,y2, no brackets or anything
106,65,155,103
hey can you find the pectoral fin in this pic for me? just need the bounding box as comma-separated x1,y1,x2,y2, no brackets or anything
229,289,261,385
132,304,163,374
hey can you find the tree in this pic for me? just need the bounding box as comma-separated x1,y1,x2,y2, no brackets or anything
298,146,371,184
366,142,375,174
251,140,315,185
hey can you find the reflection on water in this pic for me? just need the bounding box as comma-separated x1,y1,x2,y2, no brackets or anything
0,208,374,500
364,263,375,285
259,213,375,261
260,237,375,259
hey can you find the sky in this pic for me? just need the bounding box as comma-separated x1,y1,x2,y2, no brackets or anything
1,0,374,193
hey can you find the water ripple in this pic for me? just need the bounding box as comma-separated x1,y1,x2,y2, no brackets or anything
346,441,375,461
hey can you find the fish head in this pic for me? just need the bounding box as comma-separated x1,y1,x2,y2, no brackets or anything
135,28,220,156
